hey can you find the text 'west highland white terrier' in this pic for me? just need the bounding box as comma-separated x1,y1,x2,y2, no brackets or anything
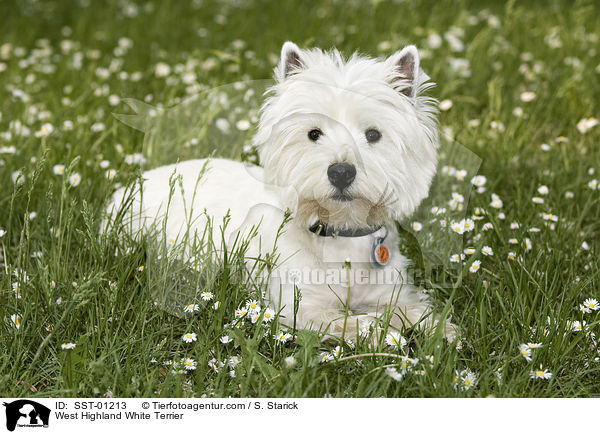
105,42,456,342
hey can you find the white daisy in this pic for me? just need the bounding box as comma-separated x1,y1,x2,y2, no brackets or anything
530,366,552,380
220,335,233,344
10,314,22,329
61,342,76,350
200,291,214,301
519,344,532,361
69,173,81,187
385,331,406,348
520,91,536,102
469,260,481,273
263,308,275,323
489,194,503,209
246,299,260,313
481,246,494,256
537,185,549,195
439,99,453,111
53,164,65,175
182,358,197,370
183,303,199,313
386,367,404,381
182,332,197,343
274,331,292,344
471,175,487,187
583,298,599,311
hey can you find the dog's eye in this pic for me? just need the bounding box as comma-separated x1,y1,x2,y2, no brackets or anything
308,129,323,142
365,128,382,143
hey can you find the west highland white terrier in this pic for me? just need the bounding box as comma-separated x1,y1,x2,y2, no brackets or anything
105,42,455,341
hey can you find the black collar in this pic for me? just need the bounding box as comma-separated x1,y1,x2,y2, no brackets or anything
309,221,383,238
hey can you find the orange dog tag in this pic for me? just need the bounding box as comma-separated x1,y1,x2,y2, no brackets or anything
372,240,391,267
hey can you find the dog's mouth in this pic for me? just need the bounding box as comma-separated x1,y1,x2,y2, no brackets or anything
331,191,353,202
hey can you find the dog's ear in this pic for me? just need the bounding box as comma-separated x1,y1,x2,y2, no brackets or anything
278,41,305,80
386,45,420,98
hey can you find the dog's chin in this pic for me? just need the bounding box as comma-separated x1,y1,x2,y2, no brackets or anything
295,197,391,229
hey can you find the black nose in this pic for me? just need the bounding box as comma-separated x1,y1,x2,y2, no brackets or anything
327,163,356,190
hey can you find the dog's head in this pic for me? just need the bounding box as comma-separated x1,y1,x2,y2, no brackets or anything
254,42,439,230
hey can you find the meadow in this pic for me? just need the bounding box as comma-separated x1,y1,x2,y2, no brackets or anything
1,0,599,397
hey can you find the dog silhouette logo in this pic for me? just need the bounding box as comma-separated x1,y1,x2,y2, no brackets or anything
3,400,50,431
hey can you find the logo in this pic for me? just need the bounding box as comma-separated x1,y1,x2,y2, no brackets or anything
3,400,50,432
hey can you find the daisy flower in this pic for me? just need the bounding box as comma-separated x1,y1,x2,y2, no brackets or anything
227,356,240,369
577,117,599,134
481,246,493,256
469,260,481,273
489,194,503,209
235,307,248,319
471,175,487,187
411,222,423,232
537,185,549,195
439,99,453,111
582,298,599,311
332,346,343,358
386,367,404,381
589,179,599,190
68,173,81,187
53,164,65,175
520,91,536,102
61,342,76,350
461,218,475,232
200,291,214,301
455,169,467,180
274,331,292,344
530,366,552,380
262,308,275,323
450,221,464,234
220,335,233,344
450,254,462,263
461,370,477,389
35,123,54,138
571,320,586,332
246,299,260,313
183,303,199,313
10,314,22,329
182,358,197,370
385,331,406,348
320,352,334,363
527,343,543,349
531,197,544,204
182,332,197,343
464,247,476,255
519,344,532,361
482,222,493,231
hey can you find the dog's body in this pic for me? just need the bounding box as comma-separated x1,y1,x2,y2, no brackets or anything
105,42,455,340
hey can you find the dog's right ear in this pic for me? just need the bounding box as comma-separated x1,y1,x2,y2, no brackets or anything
278,41,305,80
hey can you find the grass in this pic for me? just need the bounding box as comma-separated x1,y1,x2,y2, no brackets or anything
1,0,600,397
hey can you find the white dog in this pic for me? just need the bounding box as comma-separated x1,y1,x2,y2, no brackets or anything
105,42,455,341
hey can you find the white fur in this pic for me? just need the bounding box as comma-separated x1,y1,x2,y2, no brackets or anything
104,43,454,340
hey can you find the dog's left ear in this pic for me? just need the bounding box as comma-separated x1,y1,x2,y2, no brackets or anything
278,41,305,80
386,45,420,98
